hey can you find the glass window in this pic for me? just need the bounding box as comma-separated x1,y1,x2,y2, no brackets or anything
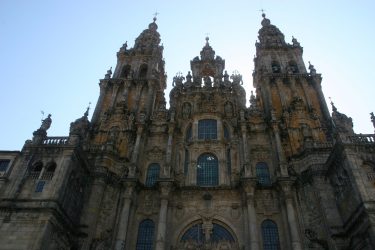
145,163,160,187
197,153,218,186
35,181,46,192
0,160,10,172
136,219,155,250
261,220,280,250
256,162,272,186
198,119,217,140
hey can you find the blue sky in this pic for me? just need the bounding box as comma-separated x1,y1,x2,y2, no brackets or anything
1,0,374,150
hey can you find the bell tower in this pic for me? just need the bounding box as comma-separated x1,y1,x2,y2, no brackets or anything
89,17,166,161
253,14,332,156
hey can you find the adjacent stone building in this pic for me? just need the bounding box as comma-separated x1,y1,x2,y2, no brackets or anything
0,14,374,250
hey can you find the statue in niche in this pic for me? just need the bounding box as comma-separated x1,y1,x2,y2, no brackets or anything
182,102,191,119
203,76,212,87
224,102,234,117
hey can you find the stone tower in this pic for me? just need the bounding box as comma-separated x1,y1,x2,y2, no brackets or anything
0,15,375,250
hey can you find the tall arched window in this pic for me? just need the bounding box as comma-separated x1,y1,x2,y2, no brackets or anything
288,61,299,73
30,161,43,179
198,119,217,140
41,161,56,180
121,65,131,78
197,153,218,186
136,219,155,250
145,163,160,187
139,64,148,79
256,162,271,186
261,220,280,250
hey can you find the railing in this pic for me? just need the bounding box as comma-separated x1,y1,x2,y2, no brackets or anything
41,172,54,180
42,137,69,145
348,134,375,144
367,172,375,181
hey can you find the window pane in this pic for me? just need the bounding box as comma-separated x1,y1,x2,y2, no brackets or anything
145,164,160,187
256,162,271,186
198,119,217,140
35,181,45,192
136,219,155,250
262,220,280,250
0,160,10,172
197,154,218,186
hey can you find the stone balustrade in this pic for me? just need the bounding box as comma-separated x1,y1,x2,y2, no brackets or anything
42,137,69,145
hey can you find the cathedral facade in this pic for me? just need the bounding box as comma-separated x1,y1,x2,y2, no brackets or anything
0,15,375,250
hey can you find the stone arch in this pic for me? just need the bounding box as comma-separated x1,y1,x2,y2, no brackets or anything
121,64,131,78
139,64,148,79
171,214,242,248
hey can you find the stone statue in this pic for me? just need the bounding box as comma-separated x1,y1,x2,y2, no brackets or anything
370,112,375,129
40,114,52,131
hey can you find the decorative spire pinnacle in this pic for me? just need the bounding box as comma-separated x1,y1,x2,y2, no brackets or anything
153,12,159,22
84,102,91,117
329,97,337,112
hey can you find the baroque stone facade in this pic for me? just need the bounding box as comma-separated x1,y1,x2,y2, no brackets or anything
0,15,375,250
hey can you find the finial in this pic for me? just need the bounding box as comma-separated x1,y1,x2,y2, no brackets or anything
153,12,159,22
329,97,337,112
84,102,91,117
259,9,266,18
105,67,112,79
205,34,210,45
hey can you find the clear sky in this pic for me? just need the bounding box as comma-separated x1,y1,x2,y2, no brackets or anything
1,0,374,150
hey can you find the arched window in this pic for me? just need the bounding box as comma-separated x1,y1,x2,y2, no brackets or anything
271,61,281,73
139,64,148,79
121,65,131,78
288,61,299,73
136,219,155,250
198,119,217,140
261,220,280,250
30,161,43,179
197,153,218,186
256,162,271,186
41,161,56,180
145,163,160,187
185,124,192,142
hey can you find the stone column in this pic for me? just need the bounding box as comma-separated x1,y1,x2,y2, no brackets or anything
155,182,172,250
271,111,288,177
164,124,175,178
243,179,260,250
81,167,108,250
281,180,302,250
114,181,136,250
